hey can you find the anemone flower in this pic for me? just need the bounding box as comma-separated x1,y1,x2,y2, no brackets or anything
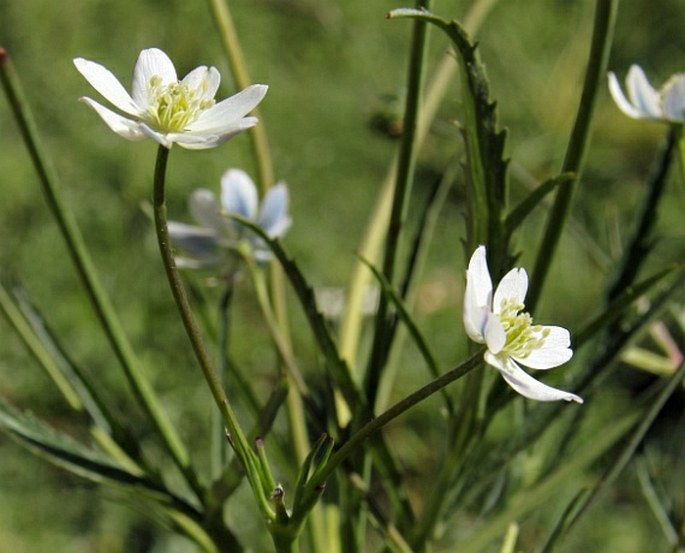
608,64,685,123
74,48,267,149
463,246,583,403
168,169,291,273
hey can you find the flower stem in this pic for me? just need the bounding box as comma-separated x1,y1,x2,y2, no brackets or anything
0,47,198,498
364,0,432,407
291,350,484,529
151,146,274,522
339,0,500,388
527,0,618,312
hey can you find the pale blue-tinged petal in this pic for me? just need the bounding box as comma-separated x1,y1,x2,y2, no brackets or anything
660,74,685,121
515,325,573,370
259,183,291,238
73,58,142,116
131,48,178,108
186,84,268,132
493,267,528,313
626,65,661,118
221,169,258,220
167,221,219,259
189,189,223,232
484,315,506,354
78,97,147,141
485,353,583,403
182,66,221,100
463,245,493,342
608,72,649,119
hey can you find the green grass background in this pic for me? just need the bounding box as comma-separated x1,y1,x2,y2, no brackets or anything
1,0,684,551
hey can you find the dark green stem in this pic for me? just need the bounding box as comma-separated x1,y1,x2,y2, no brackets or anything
365,0,432,407
151,146,274,523
291,350,483,529
527,0,618,311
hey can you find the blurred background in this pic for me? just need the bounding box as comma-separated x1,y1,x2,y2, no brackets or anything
1,0,684,550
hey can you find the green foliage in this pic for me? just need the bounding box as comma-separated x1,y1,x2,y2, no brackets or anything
1,0,685,552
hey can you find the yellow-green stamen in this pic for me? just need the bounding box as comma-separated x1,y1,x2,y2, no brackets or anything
146,75,215,132
498,298,549,359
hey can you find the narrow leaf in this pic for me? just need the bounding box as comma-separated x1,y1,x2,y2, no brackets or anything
505,173,574,235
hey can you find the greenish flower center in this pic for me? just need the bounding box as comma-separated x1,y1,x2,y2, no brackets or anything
497,298,549,359
146,75,215,132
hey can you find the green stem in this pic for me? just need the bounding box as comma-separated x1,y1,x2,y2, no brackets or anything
339,0,500,381
151,146,273,522
365,0,432,407
291,351,484,528
0,47,197,498
212,285,233,480
527,0,618,311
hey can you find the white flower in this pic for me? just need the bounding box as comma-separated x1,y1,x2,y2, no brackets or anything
463,246,583,403
608,64,685,123
73,48,268,149
168,168,291,271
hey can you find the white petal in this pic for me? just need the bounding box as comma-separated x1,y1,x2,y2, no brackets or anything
138,124,173,148
221,169,259,220
626,65,662,118
485,353,583,403
514,326,573,370
169,118,258,149
463,245,493,342
259,183,291,238
484,315,506,354
189,189,223,231
78,97,147,141
131,48,178,108
73,58,142,116
493,267,528,313
186,84,268,132
182,66,221,100
608,72,648,119
167,221,219,259
660,74,685,121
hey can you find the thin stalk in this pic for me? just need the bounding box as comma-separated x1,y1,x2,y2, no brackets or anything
291,351,484,528
205,6,325,547
151,146,274,523
528,0,618,311
365,0,432,407
339,0,501,377
244,256,326,552
212,285,233,480
606,129,675,303
0,48,196,498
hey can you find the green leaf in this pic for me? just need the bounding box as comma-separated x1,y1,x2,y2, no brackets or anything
0,399,165,496
390,9,509,257
504,173,574,236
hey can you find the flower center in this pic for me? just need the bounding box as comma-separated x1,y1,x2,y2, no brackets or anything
497,298,549,359
146,75,215,132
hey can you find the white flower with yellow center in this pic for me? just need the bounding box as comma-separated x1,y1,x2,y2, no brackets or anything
608,65,685,123
463,246,583,403
73,48,267,149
